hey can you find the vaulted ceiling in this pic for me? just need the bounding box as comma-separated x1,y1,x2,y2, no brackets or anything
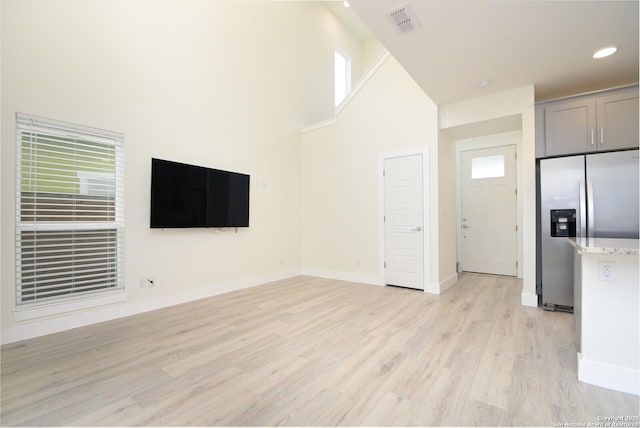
348,0,639,105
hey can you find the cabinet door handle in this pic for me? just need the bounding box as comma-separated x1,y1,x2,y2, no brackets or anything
587,179,595,238
600,127,604,146
590,129,595,146
579,178,586,236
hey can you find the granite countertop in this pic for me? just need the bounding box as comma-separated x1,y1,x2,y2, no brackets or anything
567,237,640,256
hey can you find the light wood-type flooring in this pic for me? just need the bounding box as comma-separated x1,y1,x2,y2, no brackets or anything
1,274,638,426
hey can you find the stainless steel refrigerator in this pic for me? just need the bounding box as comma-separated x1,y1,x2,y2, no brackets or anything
538,149,639,311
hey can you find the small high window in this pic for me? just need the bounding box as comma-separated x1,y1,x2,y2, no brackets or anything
471,155,505,179
334,49,352,106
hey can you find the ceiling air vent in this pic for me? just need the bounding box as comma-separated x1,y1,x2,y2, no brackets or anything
387,3,422,33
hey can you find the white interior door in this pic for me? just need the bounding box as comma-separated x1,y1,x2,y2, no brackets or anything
460,145,517,276
384,154,424,290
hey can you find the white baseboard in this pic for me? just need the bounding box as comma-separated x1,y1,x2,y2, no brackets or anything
302,269,459,296
423,273,459,295
423,282,438,294
301,268,384,286
301,269,460,294
0,269,300,345
521,291,538,307
438,272,459,294
578,353,639,395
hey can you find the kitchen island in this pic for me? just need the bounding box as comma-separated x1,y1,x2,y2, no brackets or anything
568,237,639,395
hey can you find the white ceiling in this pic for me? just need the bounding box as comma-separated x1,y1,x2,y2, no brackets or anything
348,0,639,105
323,1,374,41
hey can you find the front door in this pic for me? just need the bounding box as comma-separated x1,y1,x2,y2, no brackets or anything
384,154,424,290
460,145,517,276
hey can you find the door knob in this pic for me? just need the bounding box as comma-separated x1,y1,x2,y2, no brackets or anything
411,226,422,232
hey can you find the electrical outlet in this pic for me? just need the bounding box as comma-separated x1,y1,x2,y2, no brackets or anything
140,277,156,288
598,261,616,282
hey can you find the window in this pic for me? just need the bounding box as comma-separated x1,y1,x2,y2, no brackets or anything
334,49,352,106
471,154,505,179
16,113,124,305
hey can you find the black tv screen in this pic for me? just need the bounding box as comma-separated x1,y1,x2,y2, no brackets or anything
150,158,250,228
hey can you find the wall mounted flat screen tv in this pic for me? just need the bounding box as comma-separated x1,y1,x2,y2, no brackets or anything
150,158,250,228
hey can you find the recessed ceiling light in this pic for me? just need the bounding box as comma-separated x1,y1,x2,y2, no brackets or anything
479,79,492,88
593,46,617,59
343,1,350,7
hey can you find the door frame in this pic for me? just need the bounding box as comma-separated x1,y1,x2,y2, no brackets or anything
379,148,431,292
456,132,523,278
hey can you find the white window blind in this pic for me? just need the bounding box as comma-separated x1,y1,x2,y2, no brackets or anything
16,113,124,305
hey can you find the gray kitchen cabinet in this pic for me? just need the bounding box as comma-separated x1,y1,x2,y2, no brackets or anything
545,98,596,156
540,85,639,158
596,87,639,151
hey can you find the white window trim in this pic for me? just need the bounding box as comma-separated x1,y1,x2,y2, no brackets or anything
14,290,127,321
335,48,352,107
15,112,125,309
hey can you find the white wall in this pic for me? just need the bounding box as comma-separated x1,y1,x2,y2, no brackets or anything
439,86,537,306
300,55,440,288
362,38,386,78
578,251,639,395
307,2,370,121
437,130,459,291
0,0,366,340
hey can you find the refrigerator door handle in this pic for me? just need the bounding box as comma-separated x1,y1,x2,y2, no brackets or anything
579,178,587,236
587,178,595,238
